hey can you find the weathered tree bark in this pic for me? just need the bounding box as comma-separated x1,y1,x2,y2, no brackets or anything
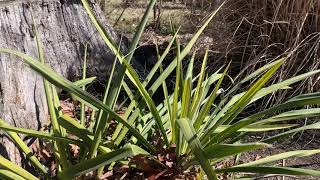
0,0,135,166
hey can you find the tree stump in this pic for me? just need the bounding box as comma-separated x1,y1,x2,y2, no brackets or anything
0,0,133,166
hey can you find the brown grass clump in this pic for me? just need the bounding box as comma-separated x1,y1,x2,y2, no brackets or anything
219,0,320,106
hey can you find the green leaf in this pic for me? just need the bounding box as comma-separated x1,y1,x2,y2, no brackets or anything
121,55,170,146
172,41,182,146
223,59,284,101
58,115,93,143
236,149,320,167
212,92,320,143
240,60,284,84
160,63,172,133
194,63,229,131
252,108,320,125
177,118,218,180
145,29,180,87
57,115,111,154
180,51,194,119
204,143,270,160
251,69,320,102
205,67,320,132
58,145,148,179
0,120,84,146
93,38,119,159
113,102,143,145
73,77,96,87
233,177,255,180
216,166,320,177
0,119,47,175
0,170,26,180
80,44,88,126
263,122,320,143
202,59,284,145
0,155,39,180
215,124,297,133
190,49,208,119
185,143,270,169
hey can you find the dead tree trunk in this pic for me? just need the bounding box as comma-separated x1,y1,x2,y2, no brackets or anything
0,0,136,166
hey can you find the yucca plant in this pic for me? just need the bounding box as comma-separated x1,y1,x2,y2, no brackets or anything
0,0,320,179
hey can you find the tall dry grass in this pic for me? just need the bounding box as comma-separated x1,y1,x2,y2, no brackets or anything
221,0,320,107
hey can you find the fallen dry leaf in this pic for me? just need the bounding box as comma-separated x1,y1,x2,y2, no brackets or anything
60,99,75,117
99,170,113,180
70,144,80,158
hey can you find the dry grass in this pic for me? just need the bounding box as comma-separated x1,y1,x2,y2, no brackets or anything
218,0,320,107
